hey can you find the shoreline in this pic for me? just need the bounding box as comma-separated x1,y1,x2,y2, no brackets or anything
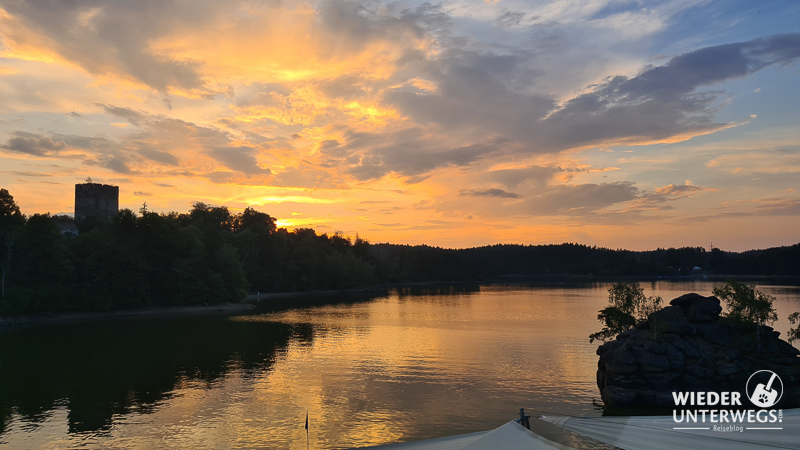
0,302,256,329
4,276,798,329
243,280,483,302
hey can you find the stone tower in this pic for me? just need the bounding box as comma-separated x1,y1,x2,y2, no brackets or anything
74,183,119,220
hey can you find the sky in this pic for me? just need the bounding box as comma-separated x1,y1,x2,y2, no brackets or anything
0,0,798,251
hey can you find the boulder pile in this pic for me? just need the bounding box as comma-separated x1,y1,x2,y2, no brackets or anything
597,293,800,408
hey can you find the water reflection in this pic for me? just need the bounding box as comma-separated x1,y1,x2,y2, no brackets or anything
1,282,798,448
0,314,296,435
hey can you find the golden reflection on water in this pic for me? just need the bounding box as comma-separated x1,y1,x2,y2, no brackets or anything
3,282,799,448
227,286,610,447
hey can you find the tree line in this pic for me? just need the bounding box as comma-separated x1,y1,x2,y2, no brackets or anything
0,189,375,315
369,241,800,281
1,187,799,315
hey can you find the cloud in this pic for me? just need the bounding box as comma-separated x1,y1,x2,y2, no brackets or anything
2,105,278,180
754,198,800,216
84,154,133,174
486,166,558,191
632,183,708,210
522,182,639,215
460,188,521,199
207,146,269,175
1,0,220,95
2,132,66,156
540,34,800,148
101,105,148,126
378,32,800,179
3,170,52,177
496,11,527,28
138,147,180,166
325,127,497,181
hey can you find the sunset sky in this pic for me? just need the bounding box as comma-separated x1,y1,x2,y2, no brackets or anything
1,0,798,251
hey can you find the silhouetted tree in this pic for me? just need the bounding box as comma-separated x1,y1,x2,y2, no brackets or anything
713,281,777,327
0,189,25,300
788,312,800,346
16,214,73,311
590,282,662,343
233,207,276,234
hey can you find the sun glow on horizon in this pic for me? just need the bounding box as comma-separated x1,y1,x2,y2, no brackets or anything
1,1,799,252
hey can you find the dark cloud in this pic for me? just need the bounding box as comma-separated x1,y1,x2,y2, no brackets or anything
3,170,52,177
317,127,497,181
53,133,116,151
379,32,800,177
496,11,526,28
2,132,66,156
522,182,638,215
754,199,800,216
3,105,279,179
487,166,558,191
2,0,224,94
133,191,153,197
85,154,133,174
208,146,270,175
101,105,148,126
103,107,274,175
459,188,521,199
385,47,553,144
206,171,238,184
348,140,493,181
317,139,349,160
138,147,180,166
634,184,707,209
315,0,447,55
541,33,800,149
1,131,116,158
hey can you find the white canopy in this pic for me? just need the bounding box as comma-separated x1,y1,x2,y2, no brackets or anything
540,408,800,450
364,421,572,449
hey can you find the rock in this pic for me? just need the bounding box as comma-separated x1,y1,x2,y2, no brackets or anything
602,386,639,407
779,340,800,355
681,340,700,358
661,333,681,343
664,345,685,369
670,293,722,322
643,340,663,353
697,324,729,345
716,363,739,376
596,292,800,409
649,305,693,335
669,293,705,307
686,365,714,379
634,350,670,372
604,348,638,374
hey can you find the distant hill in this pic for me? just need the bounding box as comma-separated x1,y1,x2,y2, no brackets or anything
366,242,800,282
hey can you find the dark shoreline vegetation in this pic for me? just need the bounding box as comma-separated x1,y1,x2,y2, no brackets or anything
1,188,799,316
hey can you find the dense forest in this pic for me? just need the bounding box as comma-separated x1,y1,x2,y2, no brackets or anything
1,188,799,315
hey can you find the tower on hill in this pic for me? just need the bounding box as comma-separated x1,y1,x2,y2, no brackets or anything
75,183,119,221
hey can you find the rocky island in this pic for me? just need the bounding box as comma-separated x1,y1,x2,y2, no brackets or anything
597,293,800,409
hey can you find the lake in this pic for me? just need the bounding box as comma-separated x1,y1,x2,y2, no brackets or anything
2,281,799,448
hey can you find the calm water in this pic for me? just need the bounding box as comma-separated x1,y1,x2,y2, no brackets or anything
2,282,799,448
